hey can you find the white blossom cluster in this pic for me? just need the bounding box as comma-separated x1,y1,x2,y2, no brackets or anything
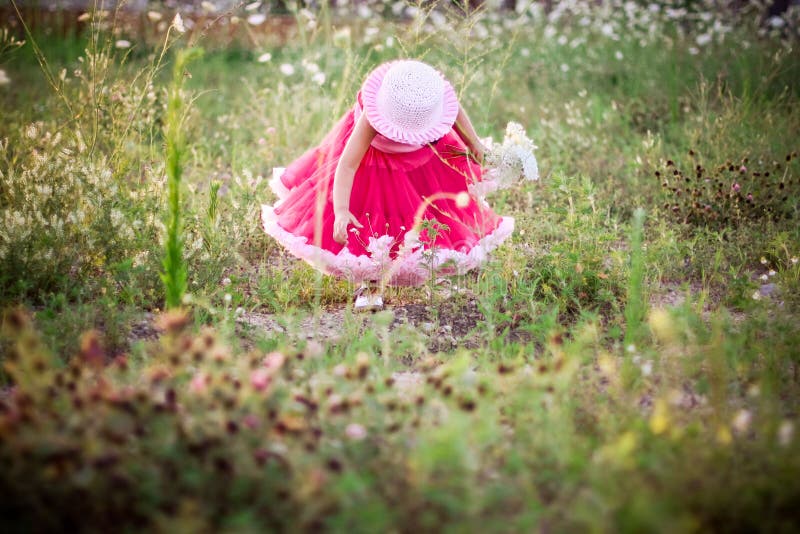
484,122,539,189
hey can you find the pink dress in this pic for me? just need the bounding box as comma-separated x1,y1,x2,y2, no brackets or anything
260,92,514,286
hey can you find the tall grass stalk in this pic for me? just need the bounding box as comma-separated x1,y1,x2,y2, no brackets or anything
162,47,203,309
624,208,647,353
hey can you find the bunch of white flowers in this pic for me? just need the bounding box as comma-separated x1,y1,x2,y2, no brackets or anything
484,122,539,188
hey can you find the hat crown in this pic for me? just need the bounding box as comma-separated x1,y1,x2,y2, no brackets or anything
376,61,444,133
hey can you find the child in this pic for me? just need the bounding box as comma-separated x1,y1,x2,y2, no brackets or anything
261,60,514,309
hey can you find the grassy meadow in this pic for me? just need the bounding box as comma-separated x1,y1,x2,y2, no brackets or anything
1,1,800,531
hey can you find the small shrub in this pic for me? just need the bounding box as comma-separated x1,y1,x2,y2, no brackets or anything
656,151,799,230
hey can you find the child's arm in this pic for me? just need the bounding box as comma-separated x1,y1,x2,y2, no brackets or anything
332,113,377,244
453,104,486,164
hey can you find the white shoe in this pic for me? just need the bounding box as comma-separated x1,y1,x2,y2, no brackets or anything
354,291,384,312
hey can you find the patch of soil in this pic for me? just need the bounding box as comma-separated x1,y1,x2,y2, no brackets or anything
648,280,748,323
235,297,493,351
128,312,159,344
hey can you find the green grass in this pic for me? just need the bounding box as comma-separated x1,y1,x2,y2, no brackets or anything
1,1,799,531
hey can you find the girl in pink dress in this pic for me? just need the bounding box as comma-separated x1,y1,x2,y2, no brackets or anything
261,60,514,309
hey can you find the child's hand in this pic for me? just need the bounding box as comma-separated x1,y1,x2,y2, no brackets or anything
333,210,363,244
469,141,486,165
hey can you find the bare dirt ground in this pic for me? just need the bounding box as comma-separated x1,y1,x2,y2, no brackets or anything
128,277,773,352
238,297,492,352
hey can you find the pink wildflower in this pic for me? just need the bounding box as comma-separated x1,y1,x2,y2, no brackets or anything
243,414,260,430
189,372,209,394
251,368,272,392
263,351,286,372
345,423,367,441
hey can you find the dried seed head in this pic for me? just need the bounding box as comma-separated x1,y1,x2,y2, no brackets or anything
80,330,105,369
497,363,514,374
326,458,343,473
459,397,476,412
155,309,191,334
1,307,30,336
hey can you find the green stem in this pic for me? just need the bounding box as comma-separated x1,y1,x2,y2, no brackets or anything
161,47,203,309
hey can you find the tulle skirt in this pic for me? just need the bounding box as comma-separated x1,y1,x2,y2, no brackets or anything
261,102,514,286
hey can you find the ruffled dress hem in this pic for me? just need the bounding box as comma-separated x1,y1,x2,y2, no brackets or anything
261,201,514,286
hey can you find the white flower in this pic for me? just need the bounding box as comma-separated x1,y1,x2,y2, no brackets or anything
224,293,232,304
201,1,217,13
366,235,394,263
222,277,232,286
666,7,687,19
732,409,752,434
302,60,320,73
115,39,131,49
402,229,421,250
640,360,653,376
791,257,798,265
484,122,539,188
778,420,794,446
345,423,367,441
247,13,266,26
245,1,262,11
312,71,326,86
429,10,446,27
768,269,776,277
768,16,786,28
615,51,624,60
279,63,295,76
0,69,10,86
696,33,712,46
600,23,616,39
147,11,163,22
760,256,768,265
257,52,272,63
333,27,351,47
688,47,699,56
522,153,539,181
760,274,769,281
454,191,470,208
752,290,761,301
172,13,186,33
560,63,570,72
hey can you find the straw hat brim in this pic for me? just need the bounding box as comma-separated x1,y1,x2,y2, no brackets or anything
361,61,459,146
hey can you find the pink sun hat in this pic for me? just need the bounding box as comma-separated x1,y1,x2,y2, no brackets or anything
361,60,459,145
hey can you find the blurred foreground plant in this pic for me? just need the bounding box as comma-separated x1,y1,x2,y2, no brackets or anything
1,305,798,531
